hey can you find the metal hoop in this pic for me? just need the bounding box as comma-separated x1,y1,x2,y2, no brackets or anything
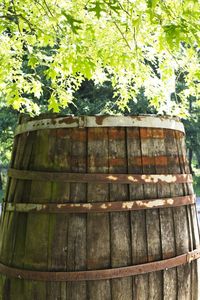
4,195,196,213
0,247,199,281
8,169,193,184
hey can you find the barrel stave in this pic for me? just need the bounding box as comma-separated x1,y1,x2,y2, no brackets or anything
127,127,149,300
0,116,199,299
87,127,111,300
109,128,132,300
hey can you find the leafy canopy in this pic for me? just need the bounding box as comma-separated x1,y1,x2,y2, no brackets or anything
0,0,199,115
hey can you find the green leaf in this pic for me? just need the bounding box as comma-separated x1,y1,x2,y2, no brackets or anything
88,1,106,19
32,80,42,99
148,0,159,9
61,11,83,33
107,1,121,14
48,94,60,112
28,55,38,68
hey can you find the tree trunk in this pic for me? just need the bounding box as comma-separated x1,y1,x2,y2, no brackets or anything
188,148,194,174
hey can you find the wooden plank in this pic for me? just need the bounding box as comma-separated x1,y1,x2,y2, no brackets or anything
140,128,163,299
0,127,36,299
11,132,37,265
3,131,19,203
175,131,199,300
87,128,111,300
9,132,37,300
0,132,28,265
46,128,71,300
154,129,177,300
66,128,87,300
7,132,28,203
0,275,7,300
0,276,10,300
1,131,35,273
108,128,132,300
127,127,148,300
164,129,190,299
0,129,19,262
23,129,53,299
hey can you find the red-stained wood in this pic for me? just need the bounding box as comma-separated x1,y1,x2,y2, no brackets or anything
87,128,111,300
46,128,70,300
108,128,132,300
175,131,200,300
155,129,177,300
127,127,149,300
23,129,52,299
165,129,191,300
66,128,87,300
0,115,199,300
140,128,163,300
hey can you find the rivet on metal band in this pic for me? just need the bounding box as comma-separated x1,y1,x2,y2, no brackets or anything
8,169,193,184
0,247,199,282
4,195,196,214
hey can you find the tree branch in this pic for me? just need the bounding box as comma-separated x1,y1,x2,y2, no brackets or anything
43,0,54,17
115,0,131,17
113,20,132,50
11,0,21,34
133,27,138,56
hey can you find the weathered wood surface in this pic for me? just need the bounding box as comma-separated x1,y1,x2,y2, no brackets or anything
140,128,163,300
109,128,132,300
166,130,191,300
87,128,111,300
0,115,199,300
127,127,148,300
157,129,177,300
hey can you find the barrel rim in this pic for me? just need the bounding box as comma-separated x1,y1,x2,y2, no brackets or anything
15,115,185,135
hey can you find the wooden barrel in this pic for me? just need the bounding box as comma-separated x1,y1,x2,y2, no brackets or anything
0,115,199,300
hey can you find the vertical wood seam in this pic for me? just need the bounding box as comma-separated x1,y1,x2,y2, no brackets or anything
139,127,149,296
175,131,194,299
10,133,31,266
168,132,178,299
125,127,133,299
151,128,164,298
107,126,111,299
139,128,148,262
174,131,190,251
86,127,89,300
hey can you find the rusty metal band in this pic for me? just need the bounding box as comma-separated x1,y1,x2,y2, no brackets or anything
14,115,185,136
8,169,193,184
0,247,200,282
4,195,196,213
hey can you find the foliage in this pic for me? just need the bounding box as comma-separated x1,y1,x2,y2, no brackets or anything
70,80,156,115
183,96,200,169
0,0,199,115
0,107,18,167
192,168,200,195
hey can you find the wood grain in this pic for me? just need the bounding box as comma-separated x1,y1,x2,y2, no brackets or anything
0,117,199,300
87,128,111,300
109,128,132,300
156,129,177,300
66,129,87,300
127,127,149,300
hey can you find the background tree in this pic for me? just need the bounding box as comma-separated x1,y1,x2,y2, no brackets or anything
0,0,199,115
0,107,18,168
